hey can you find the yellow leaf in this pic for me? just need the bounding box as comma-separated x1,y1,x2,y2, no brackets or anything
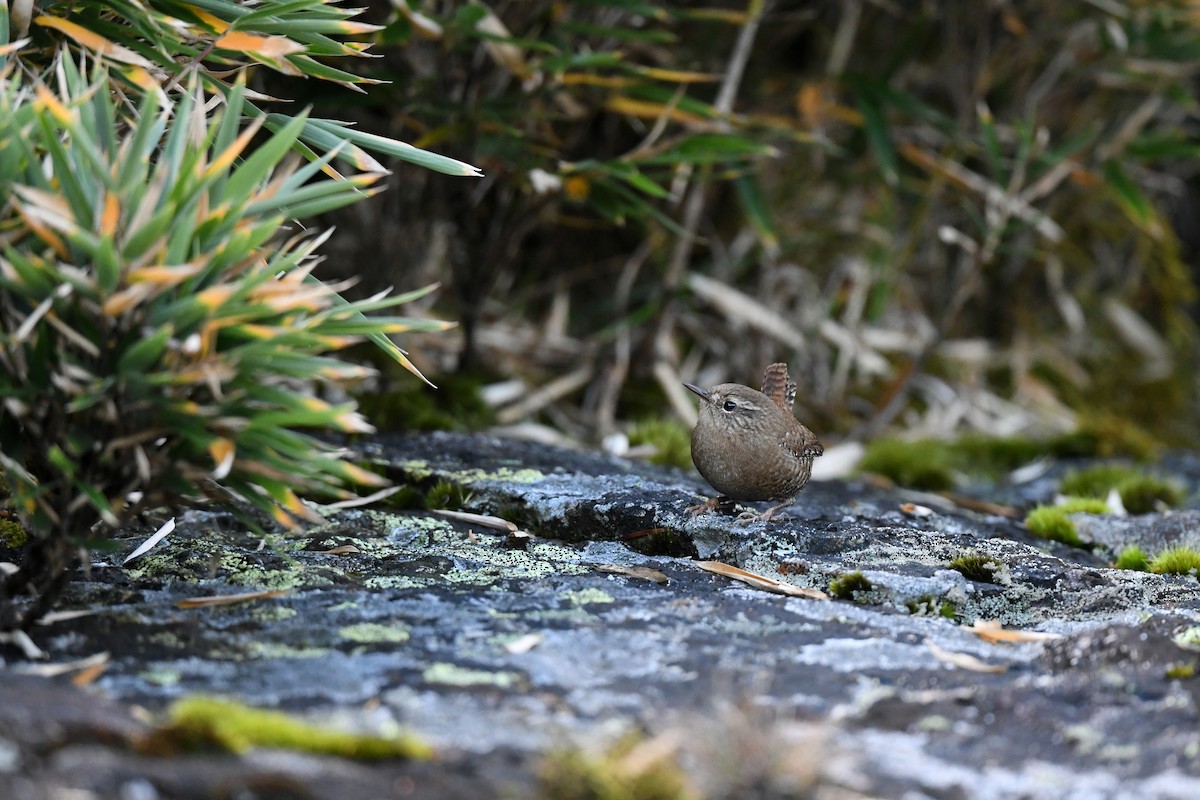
634,66,717,84
35,15,155,67
33,84,75,126
185,7,230,34
969,619,1063,644
604,95,706,124
203,116,266,179
99,192,120,236
214,30,305,59
208,438,235,480
128,263,205,286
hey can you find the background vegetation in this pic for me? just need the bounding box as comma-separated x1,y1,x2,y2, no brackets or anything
313,0,1200,449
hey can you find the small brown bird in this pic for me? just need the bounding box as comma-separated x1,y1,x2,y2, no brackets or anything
684,363,823,522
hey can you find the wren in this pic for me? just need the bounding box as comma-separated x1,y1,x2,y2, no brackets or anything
684,363,823,522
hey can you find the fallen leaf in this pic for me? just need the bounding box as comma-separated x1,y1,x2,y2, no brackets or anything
970,619,1063,644
13,651,109,678
594,564,670,584
901,503,934,518
323,485,402,510
431,509,518,531
38,608,99,624
926,639,1007,673
310,544,361,556
695,560,828,600
178,589,290,608
123,517,175,565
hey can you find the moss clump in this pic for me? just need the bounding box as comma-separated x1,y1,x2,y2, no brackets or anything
1024,506,1083,547
948,553,1002,583
905,595,954,618
355,373,494,432
1117,476,1184,514
1059,465,1182,514
539,735,694,800
1149,546,1200,576
1049,414,1159,461
1114,546,1150,571
0,517,29,548
425,480,473,511
828,571,873,601
159,697,430,760
859,440,954,491
627,418,693,470
1056,497,1110,515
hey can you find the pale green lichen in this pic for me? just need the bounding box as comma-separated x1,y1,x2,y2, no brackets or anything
139,668,182,686
339,622,411,644
564,588,615,606
422,662,519,688
243,641,327,660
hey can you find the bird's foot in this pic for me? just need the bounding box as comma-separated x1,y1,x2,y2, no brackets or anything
687,496,736,517
736,501,794,524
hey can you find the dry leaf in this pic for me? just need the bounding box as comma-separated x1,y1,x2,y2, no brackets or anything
178,589,290,609
970,619,1063,644
430,509,517,531
594,564,670,584
900,503,934,518
14,651,109,678
310,544,361,556
71,653,112,686
123,517,175,565
926,639,1007,673
323,485,402,510
695,561,828,600
38,608,98,624
503,633,544,654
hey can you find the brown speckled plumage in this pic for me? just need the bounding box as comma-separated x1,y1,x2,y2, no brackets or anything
684,363,822,522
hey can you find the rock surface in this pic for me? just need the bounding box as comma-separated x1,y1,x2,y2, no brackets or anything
4,431,1200,799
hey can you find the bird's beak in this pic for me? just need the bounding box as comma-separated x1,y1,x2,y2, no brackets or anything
682,383,708,401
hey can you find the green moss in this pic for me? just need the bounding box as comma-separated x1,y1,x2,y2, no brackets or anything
859,439,954,490
425,479,473,511
627,418,693,470
1049,413,1159,461
0,517,29,548
1149,546,1200,576
539,735,694,800
355,373,494,432
1059,465,1182,514
1117,475,1184,514
905,594,954,617
1024,506,1083,547
162,697,430,760
948,553,1002,583
950,435,1046,474
1114,546,1150,571
422,662,519,688
1056,497,1110,515
828,571,873,601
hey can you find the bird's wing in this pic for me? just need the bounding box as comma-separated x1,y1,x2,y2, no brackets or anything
761,362,797,409
783,424,824,459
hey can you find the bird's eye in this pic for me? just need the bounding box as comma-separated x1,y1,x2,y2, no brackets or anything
722,400,737,411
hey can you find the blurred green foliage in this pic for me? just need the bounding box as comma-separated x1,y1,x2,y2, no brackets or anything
311,1,1200,445
1059,465,1183,513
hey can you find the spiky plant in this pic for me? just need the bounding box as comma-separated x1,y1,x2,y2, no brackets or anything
0,63,451,629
